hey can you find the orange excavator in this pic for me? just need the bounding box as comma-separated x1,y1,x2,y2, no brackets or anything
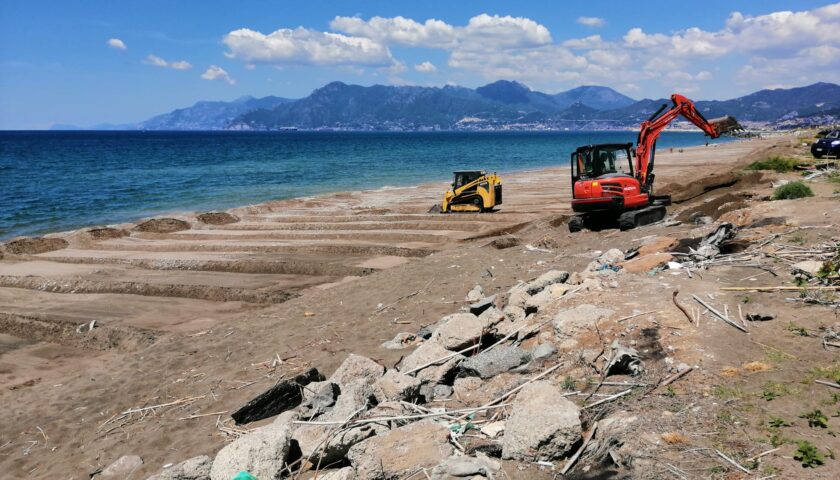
568,94,742,232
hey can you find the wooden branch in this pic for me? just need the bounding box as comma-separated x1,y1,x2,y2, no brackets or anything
583,388,632,409
292,403,512,426
692,295,747,333
715,449,750,474
561,421,598,475
661,367,694,387
721,286,840,292
616,310,657,323
671,291,694,325
816,379,840,389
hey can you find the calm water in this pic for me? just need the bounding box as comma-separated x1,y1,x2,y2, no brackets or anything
0,131,731,239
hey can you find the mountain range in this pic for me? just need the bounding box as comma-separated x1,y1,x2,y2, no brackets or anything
53,81,840,131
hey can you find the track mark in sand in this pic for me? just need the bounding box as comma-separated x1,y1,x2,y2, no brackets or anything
137,230,463,244
0,275,299,304
78,242,437,258
206,221,490,232
0,312,156,351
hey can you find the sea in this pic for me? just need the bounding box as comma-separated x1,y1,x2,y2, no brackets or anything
0,131,732,240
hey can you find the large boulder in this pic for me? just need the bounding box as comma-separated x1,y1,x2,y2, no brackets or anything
348,420,454,479
460,346,532,379
100,455,143,479
525,270,569,295
501,381,582,461
210,412,296,480
399,341,464,385
431,313,500,351
372,369,421,403
157,455,211,480
328,354,386,388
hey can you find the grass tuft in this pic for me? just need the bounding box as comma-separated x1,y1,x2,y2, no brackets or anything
772,181,814,200
746,156,800,172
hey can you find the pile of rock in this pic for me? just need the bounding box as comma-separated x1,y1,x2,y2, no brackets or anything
142,262,639,479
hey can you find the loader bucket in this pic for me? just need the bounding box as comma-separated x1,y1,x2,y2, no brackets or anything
709,115,743,136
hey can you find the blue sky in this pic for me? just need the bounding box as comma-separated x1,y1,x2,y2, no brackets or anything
1,0,838,129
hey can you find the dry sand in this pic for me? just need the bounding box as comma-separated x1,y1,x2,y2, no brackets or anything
3,135,839,478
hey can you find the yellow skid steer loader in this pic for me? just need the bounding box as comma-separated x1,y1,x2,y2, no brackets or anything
441,170,502,213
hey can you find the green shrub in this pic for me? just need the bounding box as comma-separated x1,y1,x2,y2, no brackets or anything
794,440,825,467
747,156,800,172
773,181,814,200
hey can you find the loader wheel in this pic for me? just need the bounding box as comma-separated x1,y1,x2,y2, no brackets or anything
474,198,484,213
568,216,584,233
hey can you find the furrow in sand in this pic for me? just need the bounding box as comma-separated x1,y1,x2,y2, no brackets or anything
198,221,491,232
235,213,526,224
135,230,464,243
0,311,157,352
0,275,298,304
82,240,436,257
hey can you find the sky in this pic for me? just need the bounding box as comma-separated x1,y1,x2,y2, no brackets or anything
1,0,839,129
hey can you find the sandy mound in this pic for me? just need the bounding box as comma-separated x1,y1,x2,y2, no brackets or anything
4,236,69,255
87,227,130,240
196,212,239,225
134,218,191,233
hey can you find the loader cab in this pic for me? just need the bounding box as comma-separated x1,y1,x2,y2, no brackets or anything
571,143,634,186
452,170,485,191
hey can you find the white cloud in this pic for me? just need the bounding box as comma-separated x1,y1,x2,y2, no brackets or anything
330,16,456,48
107,38,127,51
414,61,437,73
577,17,605,28
562,35,604,50
223,27,395,67
145,54,192,70
201,65,235,85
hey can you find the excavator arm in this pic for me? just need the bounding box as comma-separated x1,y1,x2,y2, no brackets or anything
635,94,741,192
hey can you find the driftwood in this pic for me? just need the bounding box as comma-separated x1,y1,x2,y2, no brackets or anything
616,310,657,323
292,403,512,426
815,379,840,389
692,295,747,333
661,367,694,387
561,421,598,475
671,291,694,325
583,388,632,409
715,448,750,474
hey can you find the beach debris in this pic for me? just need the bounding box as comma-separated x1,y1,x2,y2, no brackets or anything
605,341,643,376
210,412,297,480
460,346,532,379
691,295,747,333
134,217,190,233
230,368,323,424
501,381,582,461
466,285,484,302
746,313,774,322
76,320,97,333
99,455,143,479
347,419,454,479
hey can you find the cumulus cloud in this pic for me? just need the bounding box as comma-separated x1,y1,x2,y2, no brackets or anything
107,38,127,51
223,27,395,67
330,16,455,48
577,16,605,28
201,65,235,85
145,54,192,70
414,61,437,73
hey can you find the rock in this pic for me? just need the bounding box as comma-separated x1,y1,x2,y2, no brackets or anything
372,370,421,403
433,384,453,399
210,412,296,480
430,313,494,351
594,249,624,267
480,421,506,438
453,374,526,407
100,455,143,479
637,236,678,256
464,440,503,459
605,341,643,376
531,343,556,361
478,306,505,327
399,341,464,385
417,325,434,340
502,381,582,461
488,236,521,249
469,295,497,316
506,287,530,309
525,289,553,313
328,354,386,388
460,346,532,379
4,236,68,255
430,454,501,479
621,253,674,273
301,382,341,415
525,270,569,295
502,305,526,324
694,215,714,225
317,467,356,480
231,367,323,424
157,455,211,480
87,227,129,240
348,419,454,479
792,260,823,276
553,304,614,349
134,218,190,233
380,332,418,350
196,212,239,225
466,285,484,302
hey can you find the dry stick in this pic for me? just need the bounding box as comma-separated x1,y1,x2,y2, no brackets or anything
616,310,657,323
118,395,206,416
747,448,780,463
715,449,750,474
815,379,840,389
721,286,840,292
561,421,598,475
660,367,694,387
583,388,632,409
750,340,798,360
177,411,228,421
455,363,565,421
293,403,513,426
692,295,747,333
671,291,694,325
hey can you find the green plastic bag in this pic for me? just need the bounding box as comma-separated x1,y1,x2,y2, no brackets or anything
232,472,258,480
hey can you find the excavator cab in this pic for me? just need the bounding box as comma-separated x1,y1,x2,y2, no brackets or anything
441,170,502,213
571,143,634,184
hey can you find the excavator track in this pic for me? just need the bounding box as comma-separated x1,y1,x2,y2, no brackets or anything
618,204,667,230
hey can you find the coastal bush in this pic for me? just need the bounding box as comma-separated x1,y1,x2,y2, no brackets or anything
794,440,825,467
772,181,813,200
747,156,799,172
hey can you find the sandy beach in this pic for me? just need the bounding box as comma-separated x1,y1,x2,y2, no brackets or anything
3,134,840,478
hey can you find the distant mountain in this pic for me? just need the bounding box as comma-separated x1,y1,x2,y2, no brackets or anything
694,82,840,122
139,95,294,130
553,85,636,110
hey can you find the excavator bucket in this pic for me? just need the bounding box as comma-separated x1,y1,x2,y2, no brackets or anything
708,115,743,136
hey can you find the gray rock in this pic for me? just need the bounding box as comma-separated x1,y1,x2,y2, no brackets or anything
466,285,484,302
372,370,421,403
231,367,323,424
348,419,454,479
506,287,530,309
417,325,433,340
328,354,386,388
430,454,501,479
157,455,211,480
502,305,526,324
469,295,497,316
380,332,417,350
531,343,556,361
399,341,464,385
552,304,614,348
502,381,582,461
318,467,356,480
301,382,341,415
433,384,453,399
101,455,143,479
210,412,296,480
460,346,532,379
430,313,487,351
525,270,569,295
478,306,505,328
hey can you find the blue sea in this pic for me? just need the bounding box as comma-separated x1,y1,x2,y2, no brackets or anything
0,131,731,240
